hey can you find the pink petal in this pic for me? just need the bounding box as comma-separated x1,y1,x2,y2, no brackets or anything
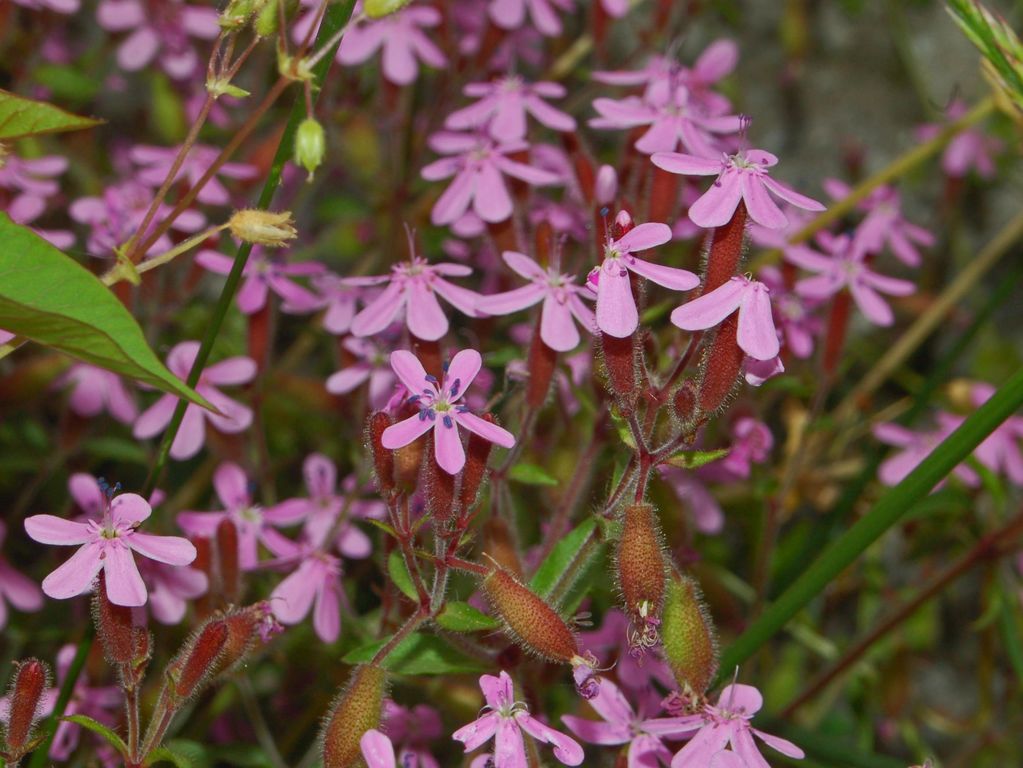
313,579,341,642
494,717,529,767
110,493,152,526
133,394,177,439
586,678,634,728
0,563,43,612
432,168,477,226
688,171,743,228
718,684,763,715
102,544,147,606
560,715,630,746
214,462,250,509
381,413,434,449
651,152,723,176
304,453,337,499
453,712,500,752
351,281,407,338
480,285,546,316
693,39,739,81
741,172,788,230
472,163,514,223
616,222,673,254
41,543,103,599
361,730,396,768
337,22,387,65
445,348,483,395
753,729,805,759
69,473,106,517
117,26,159,71
736,283,780,360
761,175,825,212
503,250,547,281
849,282,894,326
433,417,465,474
596,262,638,338
382,35,418,85
525,95,576,133
390,350,430,394
453,411,515,449
327,364,372,394
169,404,206,460
406,281,450,341
493,155,561,186
128,533,196,566
670,278,745,331
515,713,584,766
24,515,91,546
627,257,699,291
271,561,316,623
433,278,483,318
540,295,580,351
237,275,269,314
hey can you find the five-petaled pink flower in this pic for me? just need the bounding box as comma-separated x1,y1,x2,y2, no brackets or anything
671,275,779,361
197,248,325,315
669,684,804,767
480,251,596,351
131,144,257,206
589,218,699,338
651,148,825,230
452,670,584,767
24,492,196,607
133,341,256,461
266,536,344,643
422,131,561,226
381,349,515,475
54,363,138,424
446,76,576,141
326,337,398,408
488,0,573,37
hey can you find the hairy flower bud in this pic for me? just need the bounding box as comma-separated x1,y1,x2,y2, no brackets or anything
368,412,396,496
216,518,241,605
93,574,136,666
208,602,281,680
3,658,50,757
168,618,229,701
672,379,697,424
426,449,455,524
228,209,297,248
660,572,719,696
697,317,744,414
601,332,638,406
459,416,495,513
702,202,747,295
526,322,558,409
616,503,667,630
482,566,579,663
295,117,326,180
321,664,388,768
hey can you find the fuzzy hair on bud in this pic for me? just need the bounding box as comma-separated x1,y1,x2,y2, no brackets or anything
660,572,719,696
216,518,241,605
426,451,456,524
93,573,152,687
701,202,747,295
207,602,280,681
320,663,389,768
2,658,50,757
671,379,698,425
460,417,495,513
367,412,396,496
697,317,744,415
600,332,639,407
167,618,229,702
253,0,279,37
228,209,297,248
482,566,579,663
616,503,667,626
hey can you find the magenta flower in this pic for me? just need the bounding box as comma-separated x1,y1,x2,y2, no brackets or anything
563,677,702,767
133,342,255,461
488,0,573,37
0,521,44,630
670,275,779,360
131,144,257,206
446,76,576,141
422,131,561,226
873,416,979,489
97,0,220,80
789,232,915,327
267,536,343,643
360,729,399,768
24,492,196,607
177,462,307,571
197,248,325,315
916,99,1001,179
381,349,515,475
480,251,596,351
383,700,443,768
453,670,584,767
589,219,699,338
54,363,138,424
652,148,825,229
348,253,483,342
670,684,804,767
824,180,934,267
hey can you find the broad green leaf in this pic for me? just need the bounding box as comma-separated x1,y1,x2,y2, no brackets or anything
664,447,730,470
0,215,211,410
343,632,486,674
508,462,558,486
145,747,192,768
0,90,102,139
436,601,500,632
61,715,127,758
530,517,598,599
387,550,418,601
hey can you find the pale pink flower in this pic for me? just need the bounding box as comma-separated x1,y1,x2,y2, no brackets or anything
0,153,66,199
453,670,584,767
652,148,825,229
383,700,443,768
756,265,820,359
197,248,324,315
446,76,576,141
131,144,257,206
6,191,75,249
177,462,307,571
657,468,725,534
327,336,399,408
717,418,773,480
873,415,979,489
422,131,561,226
54,364,138,424
0,521,44,630
789,232,915,327
142,559,208,625
578,609,678,692
381,349,515,475
361,729,399,768
671,275,779,361
25,492,196,607
480,251,596,351
315,272,362,335
588,218,699,338
488,0,573,37
97,0,220,80
266,536,343,643
971,383,1023,485
916,99,1001,179
670,684,804,767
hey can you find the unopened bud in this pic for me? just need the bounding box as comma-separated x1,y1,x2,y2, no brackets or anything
482,566,579,663
208,602,281,679
672,380,697,424
660,572,718,696
368,412,396,496
600,333,637,406
702,202,747,295
426,449,455,524
616,503,666,628
365,0,412,17
3,659,50,756
595,165,618,206
321,664,388,768
216,518,241,605
459,416,495,512
93,576,152,686
697,317,743,414
254,0,279,37
613,209,633,239
168,619,229,701
295,117,326,180
228,209,297,248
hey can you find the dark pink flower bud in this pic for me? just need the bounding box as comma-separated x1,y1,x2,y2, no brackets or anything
601,333,638,406
595,164,618,206
3,658,50,757
169,618,229,701
368,411,396,496
697,315,744,414
216,518,241,605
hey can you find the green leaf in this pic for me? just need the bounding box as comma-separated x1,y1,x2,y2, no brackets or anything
342,633,486,674
0,215,212,410
664,447,730,469
530,517,598,598
0,90,102,139
387,550,418,601
436,601,500,632
61,715,127,758
145,747,193,768
508,462,558,486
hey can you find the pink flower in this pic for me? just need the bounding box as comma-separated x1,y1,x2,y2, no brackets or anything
360,729,399,768
916,99,1001,179
717,418,773,480
267,536,344,643
589,218,699,338
142,559,208,625
756,266,820,360
488,0,573,37
327,336,398,408
652,148,825,229
873,416,979,489
446,76,576,141
383,700,443,768
789,232,915,327
381,349,515,474
97,0,220,80
348,251,483,342
671,275,779,360
197,248,325,315
177,462,307,570
131,144,257,206
563,677,701,766
11,0,80,12
24,492,196,607
480,251,596,351
452,670,584,767
0,521,44,630
315,273,362,335
132,341,256,461
422,131,561,226
971,383,1023,485
658,468,725,534
54,364,138,424
0,152,67,200
670,684,804,767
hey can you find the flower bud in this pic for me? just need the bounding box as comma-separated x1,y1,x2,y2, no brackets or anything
93,576,152,686
295,117,326,180
254,0,279,37
216,518,241,605
459,416,495,513
697,317,743,414
368,412,396,496
3,658,50,757
649,166,681,224
672,379,697,424
365,0,412,17
321,664,389,768
616,503,667,628
208,602,281,679
600,332,637,406
228,209,297,248
426,448,455,524
660,572,718,696
167,618,229,701
595,165,618,206
612,209,633,239
702,202,747,295
482,566,579,663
